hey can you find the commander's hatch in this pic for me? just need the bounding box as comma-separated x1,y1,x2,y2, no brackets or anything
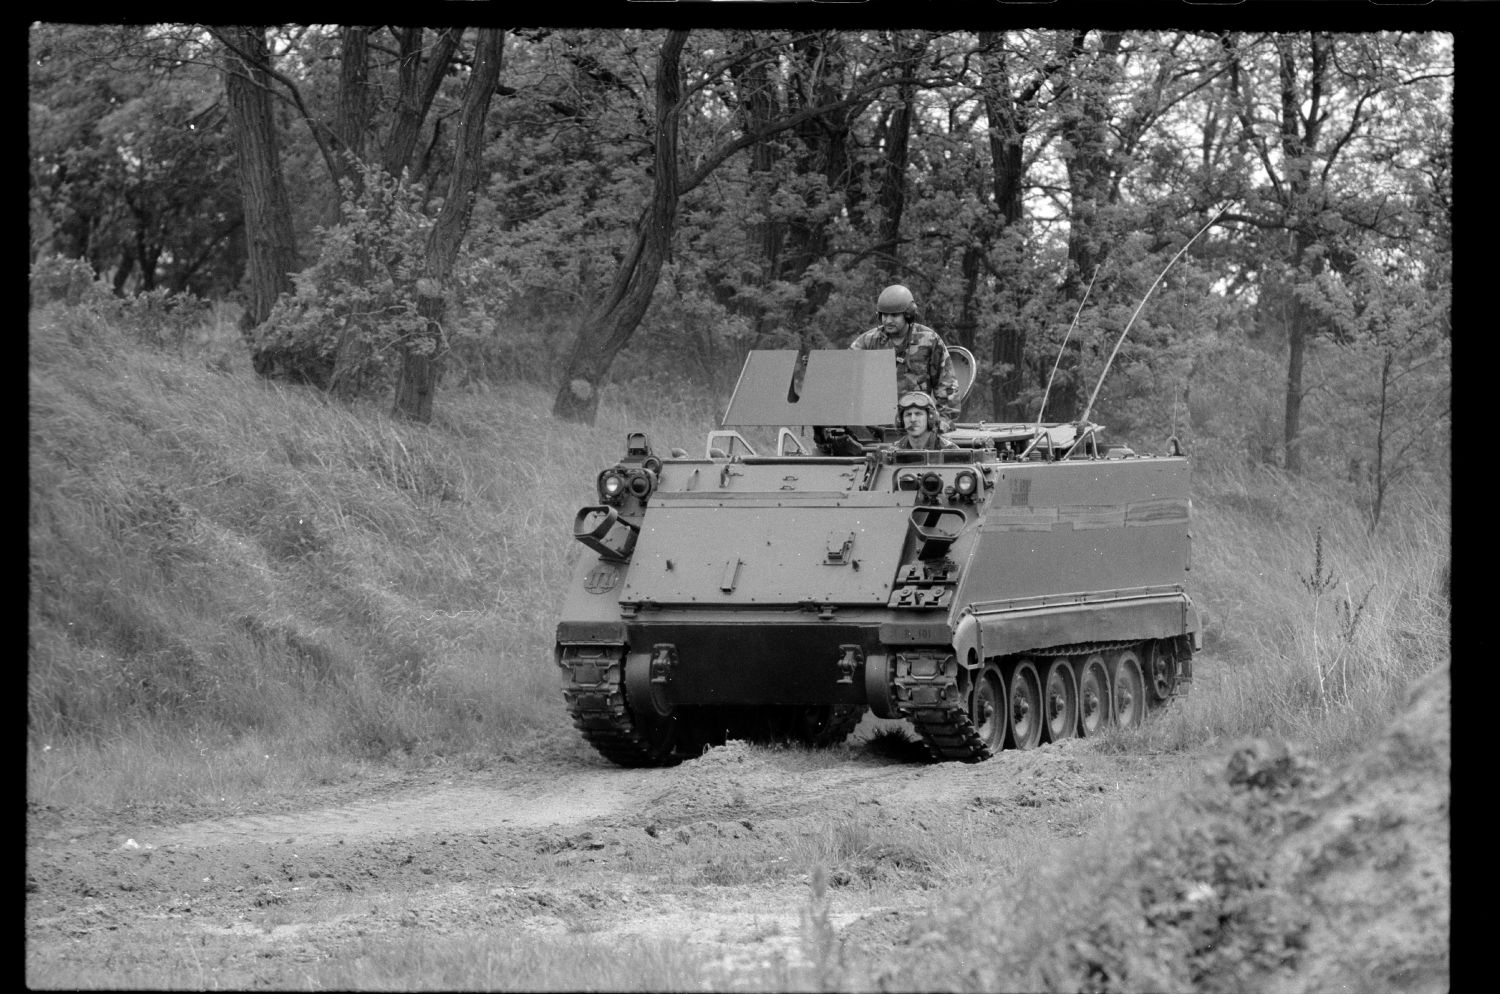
721,349,897,428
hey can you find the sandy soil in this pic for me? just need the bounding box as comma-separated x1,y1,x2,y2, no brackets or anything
24,666,1449,991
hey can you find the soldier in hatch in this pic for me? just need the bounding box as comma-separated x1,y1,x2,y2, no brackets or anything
892,391,958,451
849,284,961,430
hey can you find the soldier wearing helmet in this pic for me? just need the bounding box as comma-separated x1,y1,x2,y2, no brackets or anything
893,391,958,450
849,284,961,430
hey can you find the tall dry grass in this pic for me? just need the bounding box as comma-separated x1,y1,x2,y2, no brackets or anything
28,301,714,816
28,297,1449,817
1143,462,1451,761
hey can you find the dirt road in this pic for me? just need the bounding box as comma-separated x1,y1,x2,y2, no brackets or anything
25,721,1183,988
24,666,1450,991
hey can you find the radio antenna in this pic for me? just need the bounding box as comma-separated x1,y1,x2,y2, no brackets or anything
1078,206,1226,427
1034,264,1101,430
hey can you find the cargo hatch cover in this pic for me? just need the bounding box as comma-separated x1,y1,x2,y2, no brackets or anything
721,349,897,427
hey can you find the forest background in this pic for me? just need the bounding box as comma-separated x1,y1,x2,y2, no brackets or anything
29,24,1452,523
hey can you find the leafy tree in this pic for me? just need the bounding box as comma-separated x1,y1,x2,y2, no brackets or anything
29,24,242,297
27,24,1451,484
1306,256,1450,528
254,163,433,394
1220,31,1452,474
393,28,506,423
211,24,475,384
549,29,915,423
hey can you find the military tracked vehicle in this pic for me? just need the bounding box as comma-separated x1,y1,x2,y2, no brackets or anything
555,348,1201,764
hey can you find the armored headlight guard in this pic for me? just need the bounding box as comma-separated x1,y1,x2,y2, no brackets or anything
597,467,628,504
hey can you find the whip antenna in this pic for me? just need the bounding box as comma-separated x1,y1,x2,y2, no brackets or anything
1078,206,1227,427
1034,264,1101,430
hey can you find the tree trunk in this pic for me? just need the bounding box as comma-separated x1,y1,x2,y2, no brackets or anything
324,25,371,226
392,28,505,423
112,251,135,296
551,30,688,425
1368,348,1392,531
1053,30,1123,422
873,32,924,271
1276,33,1328,474
331,27,464,401
1283,305,1307,473
727,34,784,344
979,32,1037,423
381,27,465,180
546,31,907,421
779,32,856,330
221,26,300,366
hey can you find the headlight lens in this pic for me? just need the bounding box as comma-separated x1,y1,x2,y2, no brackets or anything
955,470,978,497
628,468,655,499
598,468,627,503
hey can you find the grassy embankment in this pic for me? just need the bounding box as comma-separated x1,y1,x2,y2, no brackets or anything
29,300,1448,990
28,299,1448,814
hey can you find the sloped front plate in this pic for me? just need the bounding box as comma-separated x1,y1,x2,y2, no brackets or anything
620,503,910,605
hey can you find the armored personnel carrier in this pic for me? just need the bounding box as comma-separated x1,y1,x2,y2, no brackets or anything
555,348,1200,764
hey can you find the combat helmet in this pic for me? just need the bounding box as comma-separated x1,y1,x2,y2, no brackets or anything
876,284,918,317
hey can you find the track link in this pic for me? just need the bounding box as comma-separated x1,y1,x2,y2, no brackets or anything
559,645,680,767
908,704,991,763
807,704,868,748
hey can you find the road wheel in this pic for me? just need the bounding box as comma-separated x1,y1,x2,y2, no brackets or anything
1110,649,1148,730
1075,654,1112,738
971,663,1008,756
1005,659,1043,750
1041,659,1079,743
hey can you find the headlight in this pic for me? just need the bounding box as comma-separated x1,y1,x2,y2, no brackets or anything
628,468,655,499
920,472,944,497
597,468,627,504
954,470,978,498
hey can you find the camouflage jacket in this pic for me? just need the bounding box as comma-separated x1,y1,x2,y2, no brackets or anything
893,430,958,451
849,323,960,422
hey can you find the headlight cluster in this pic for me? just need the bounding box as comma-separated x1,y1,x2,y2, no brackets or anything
597,465,656,505
896,469,980,504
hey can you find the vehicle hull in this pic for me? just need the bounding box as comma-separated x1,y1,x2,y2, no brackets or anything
553,349,1201,764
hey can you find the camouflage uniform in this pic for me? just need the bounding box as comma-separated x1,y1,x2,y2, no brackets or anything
849,323,961,424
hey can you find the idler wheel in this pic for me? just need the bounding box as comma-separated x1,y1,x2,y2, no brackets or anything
1144,642,1177,704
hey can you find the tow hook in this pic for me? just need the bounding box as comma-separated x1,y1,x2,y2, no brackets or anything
650,644,677,686
836,645,862,685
